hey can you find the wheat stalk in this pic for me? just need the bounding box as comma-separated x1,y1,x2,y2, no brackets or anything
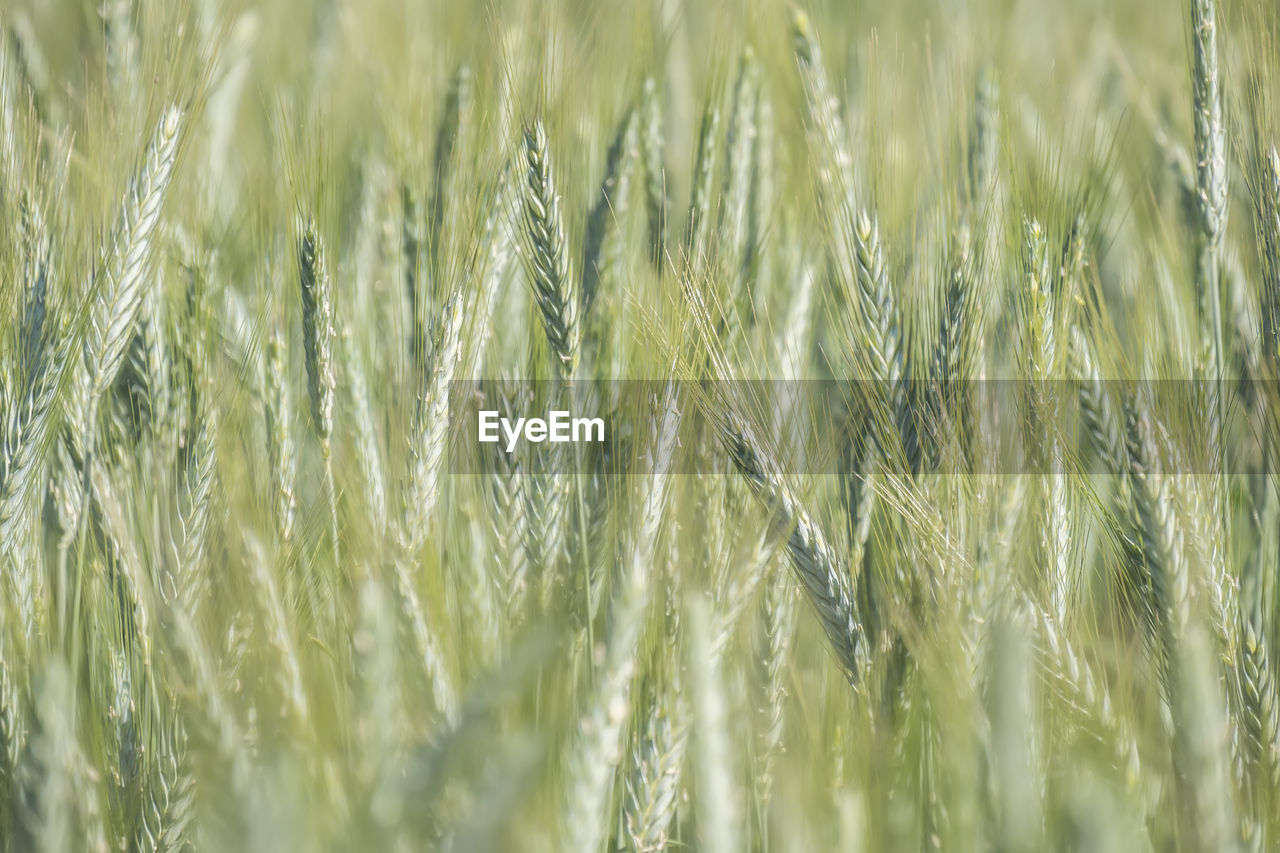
134,722,195,853
1253,146,1280,369
684,103,721,270
402,183,426,364
12,664,78,853
755,561,796,812
519,120,580,380
72,106,182,451
342,324,387,535
393,292,463,723
298,217,337,450
688,596,742,853
1124,395,1189,671
1020,219,1071,623
562,392,679,853
297,216,341,569
262,325,298,542
720,410,863,681
581,104,640,320
623,675,688,852
429,64,472,277
483,379,531,621
1191,0,1227,378
640,77,666,266
719,48,759,289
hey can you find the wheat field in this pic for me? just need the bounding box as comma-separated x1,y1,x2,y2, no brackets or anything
0,0,1278,850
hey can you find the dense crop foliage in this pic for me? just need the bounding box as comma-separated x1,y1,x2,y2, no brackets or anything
1,0,1279,850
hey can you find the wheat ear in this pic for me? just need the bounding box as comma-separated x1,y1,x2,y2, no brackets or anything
74,106,182,449
1191,0,1227,378
720,411,863,681
581,104,639,319
429,64,472,276
134,722,195,853
297,216,341,569
623,675,688,852
519,121,579,380
394,292,464,723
